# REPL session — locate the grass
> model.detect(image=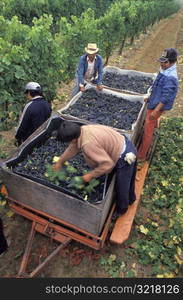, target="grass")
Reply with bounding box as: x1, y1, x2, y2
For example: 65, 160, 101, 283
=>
0, 136, 9, 159
101, 117, 183, 278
